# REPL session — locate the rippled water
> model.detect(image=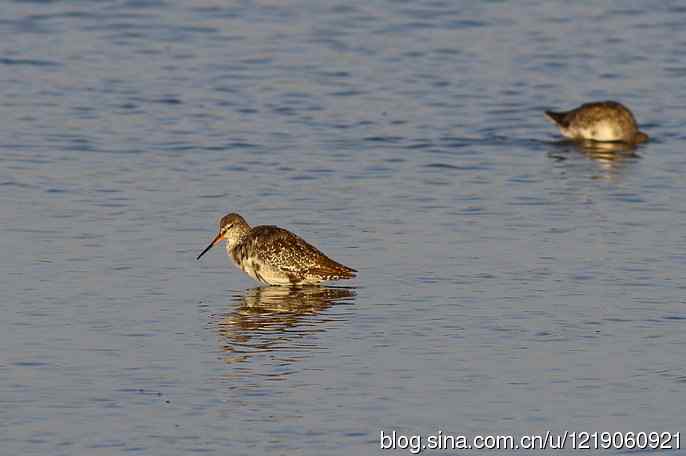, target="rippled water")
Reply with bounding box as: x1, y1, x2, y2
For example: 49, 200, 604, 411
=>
2, 1, 686, 455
